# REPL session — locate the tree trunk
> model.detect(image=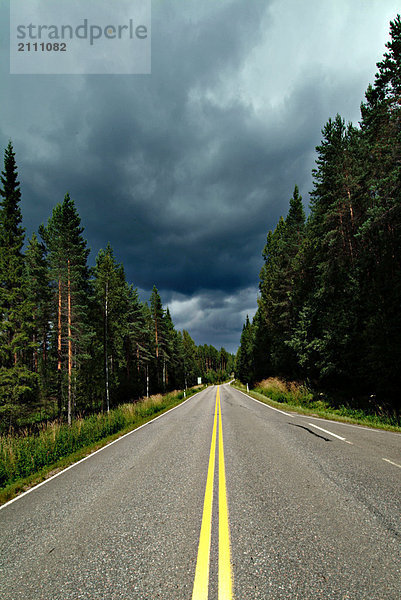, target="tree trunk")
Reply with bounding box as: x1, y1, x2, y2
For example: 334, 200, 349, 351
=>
163, 356, 166, 388
126, 343, 130, 380
57, 276, 62, 418
155, 318, 159, 358
67, 260, 72, 426
104, 280, 110, 413
42, 323, 47, 366
30, 307, 38, 372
